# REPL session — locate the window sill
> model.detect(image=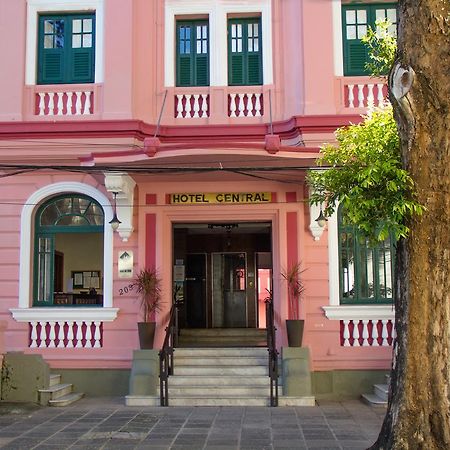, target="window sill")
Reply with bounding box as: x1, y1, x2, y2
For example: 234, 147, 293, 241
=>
322, 305, 394, 321
10, 307, 119, 323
